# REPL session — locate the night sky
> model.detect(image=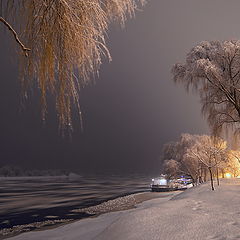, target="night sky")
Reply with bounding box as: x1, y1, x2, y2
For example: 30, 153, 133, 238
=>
1, 0, 240, 174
